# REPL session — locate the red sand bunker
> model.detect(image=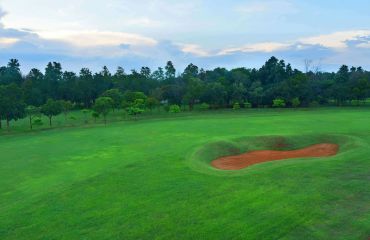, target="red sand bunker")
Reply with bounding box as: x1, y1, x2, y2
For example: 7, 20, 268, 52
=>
211, 143, 339, 170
